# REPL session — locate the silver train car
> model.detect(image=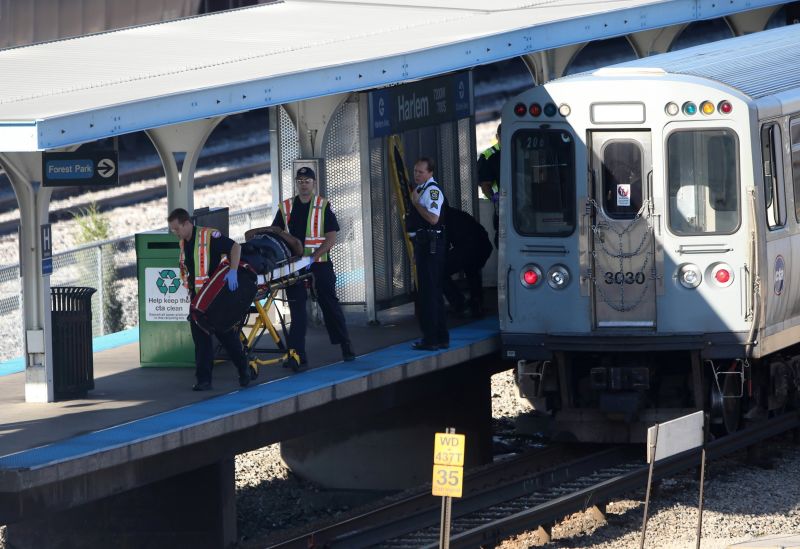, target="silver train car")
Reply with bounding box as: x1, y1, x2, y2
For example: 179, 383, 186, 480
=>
499, 24, 800, 442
